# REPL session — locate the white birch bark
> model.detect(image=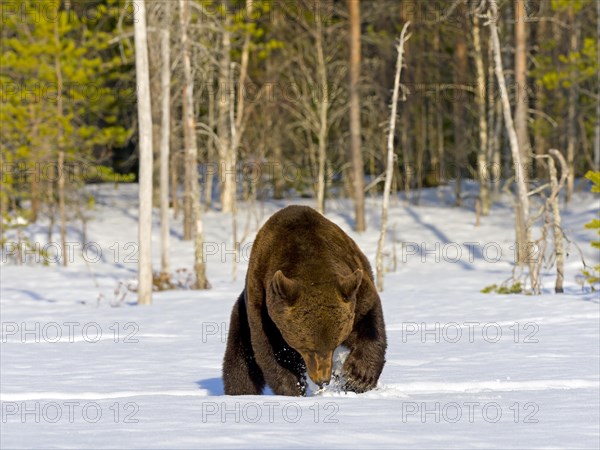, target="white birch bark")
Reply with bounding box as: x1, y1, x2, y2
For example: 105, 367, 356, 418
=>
488, 0, 537, 292
218, 14, 234, 213
376, 23, 410, 292
548, 149, 568, 293
315, 17, 328, 215
159, 3, 171, 276
133, 0, 153, 305
179, 0, 209, 289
